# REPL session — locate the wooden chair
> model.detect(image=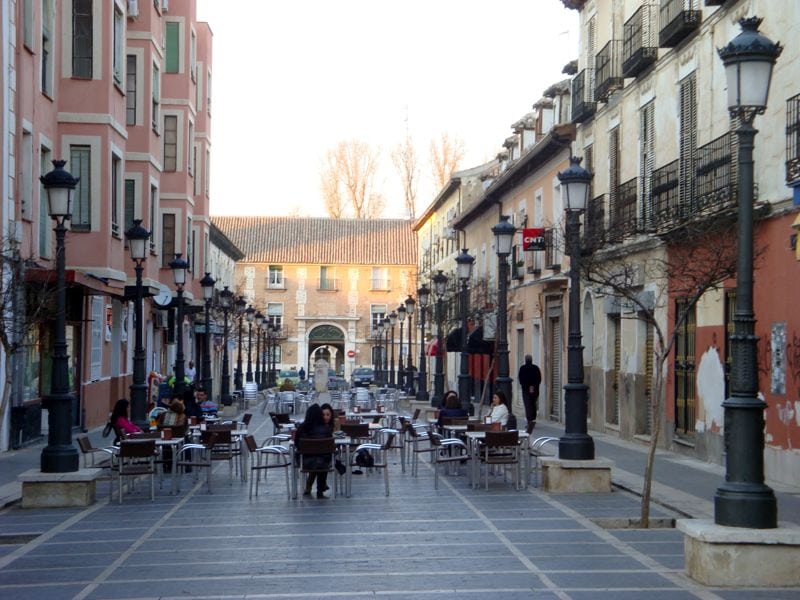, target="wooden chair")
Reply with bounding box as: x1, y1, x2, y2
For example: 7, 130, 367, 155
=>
429, 433, 471, 489
244, 435, 291, 500
76, 436, 114, 468
296, 437, 337, 500
480, 430, 521, 490
114, 439, 158, 503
